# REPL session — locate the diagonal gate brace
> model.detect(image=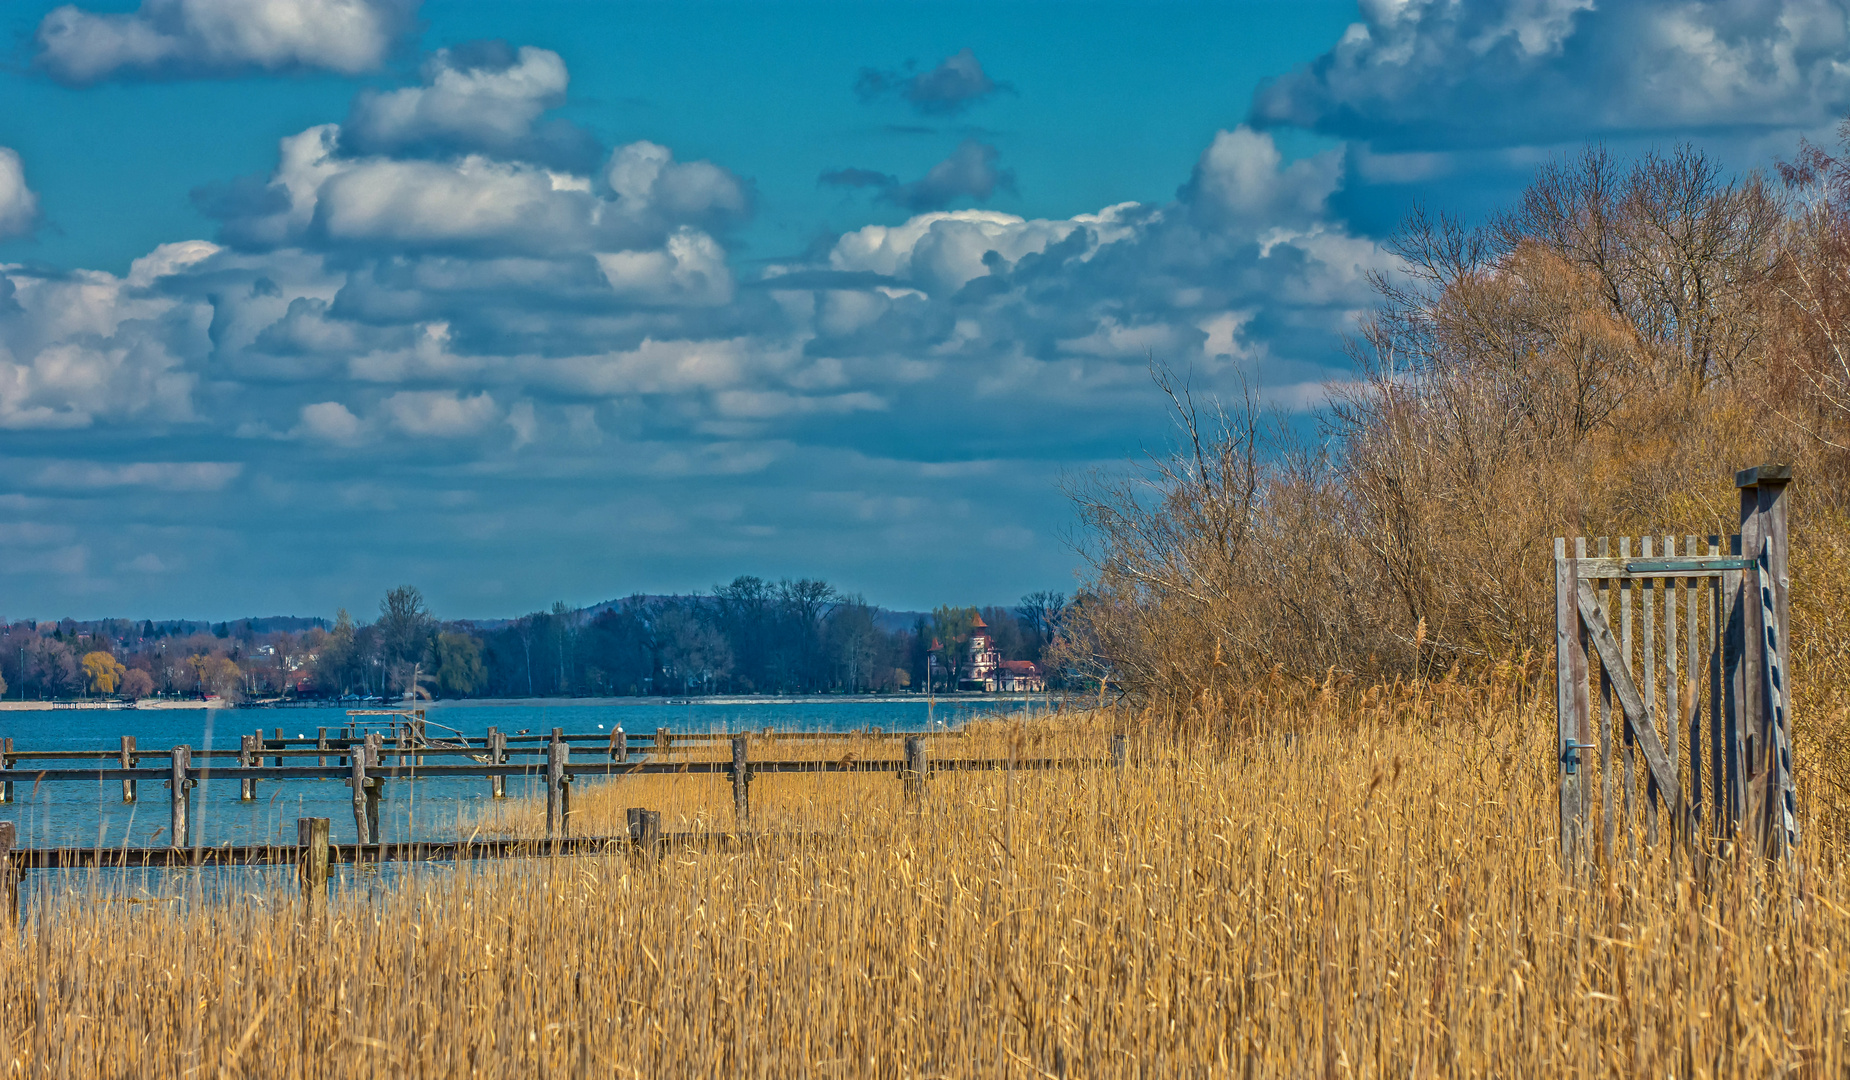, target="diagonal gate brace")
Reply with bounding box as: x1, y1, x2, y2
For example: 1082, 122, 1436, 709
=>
1575, 580, 1682, 812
